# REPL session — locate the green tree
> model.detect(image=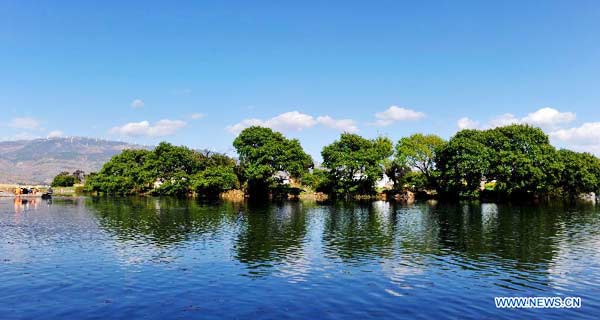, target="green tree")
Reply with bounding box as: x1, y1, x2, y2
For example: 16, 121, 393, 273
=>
436, 125, 564, 198
145, 142, 205, 180
396, 134, 445, 187
484, 125, 562, 196
321, 134, 393, 196
435, 130, 491, 197
85, 142, 240, 196
191, 166, 239, 198
557, 149, 600, 197
51, 171, 77, 187
85, 149, 152, 194
85, 175, 137, 195
382, 158, 410, 190
301, 168, 332, 192
233, 126, 313, 197
403, 171, 428, 191
152, 171, 193, 196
